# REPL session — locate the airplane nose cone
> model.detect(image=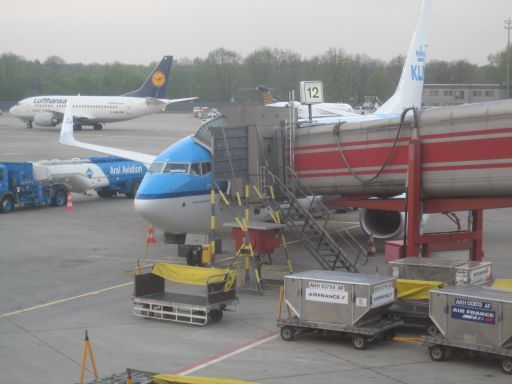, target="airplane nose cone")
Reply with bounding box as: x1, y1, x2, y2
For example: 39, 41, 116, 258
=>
9, 106, 16, 114
134, 197, 177, 232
